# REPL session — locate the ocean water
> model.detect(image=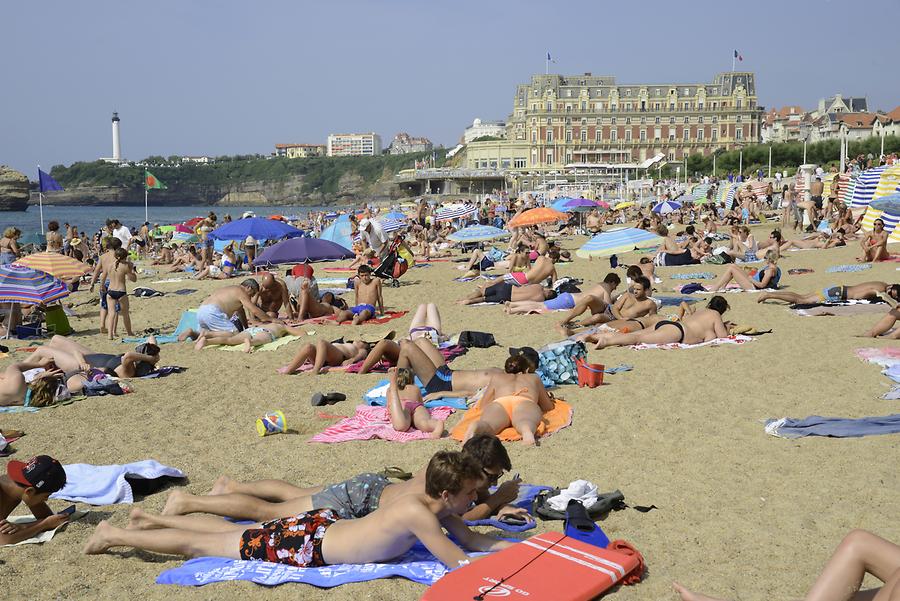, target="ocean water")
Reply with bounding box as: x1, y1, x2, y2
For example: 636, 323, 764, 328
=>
0, 203, 330, 240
